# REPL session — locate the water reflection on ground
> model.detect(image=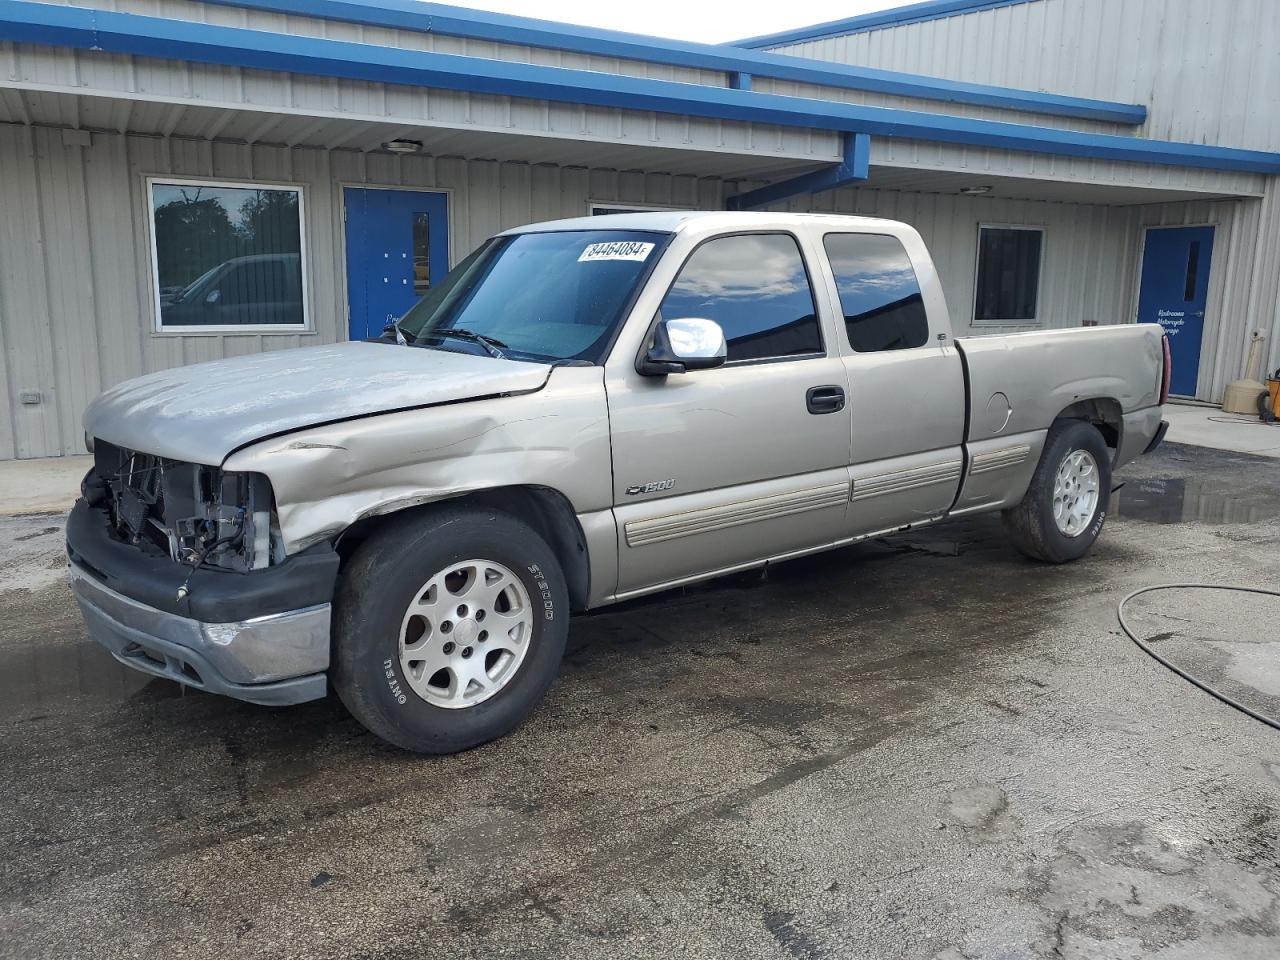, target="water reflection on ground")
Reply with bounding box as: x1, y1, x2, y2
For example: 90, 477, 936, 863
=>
1112, 476, 1280, 525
